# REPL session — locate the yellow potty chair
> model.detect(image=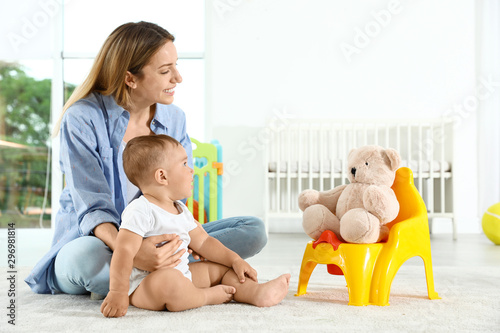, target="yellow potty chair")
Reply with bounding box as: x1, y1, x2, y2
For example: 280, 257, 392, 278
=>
295, 167, 440, 306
